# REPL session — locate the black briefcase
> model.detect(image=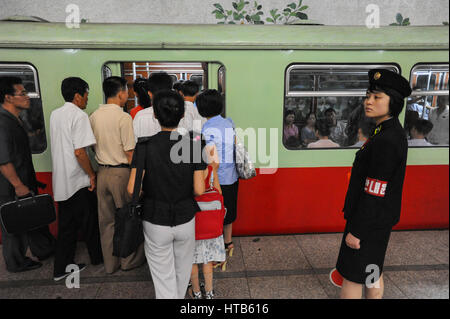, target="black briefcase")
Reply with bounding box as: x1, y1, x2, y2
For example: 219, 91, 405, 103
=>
0, 193, 56, 234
